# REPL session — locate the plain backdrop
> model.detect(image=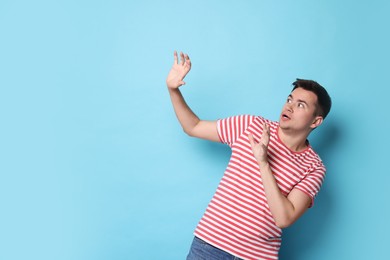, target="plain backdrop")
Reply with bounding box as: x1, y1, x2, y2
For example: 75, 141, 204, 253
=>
1, 0, 389, 259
